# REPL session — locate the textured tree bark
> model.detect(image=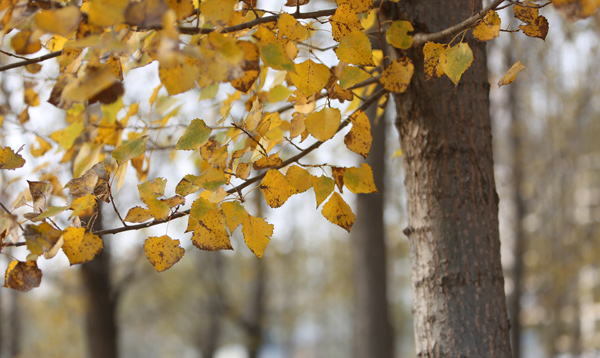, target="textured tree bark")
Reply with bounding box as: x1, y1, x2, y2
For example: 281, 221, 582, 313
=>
80, 208, 119, 358
389, 1, 512, 356
351, 96, 395, 358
